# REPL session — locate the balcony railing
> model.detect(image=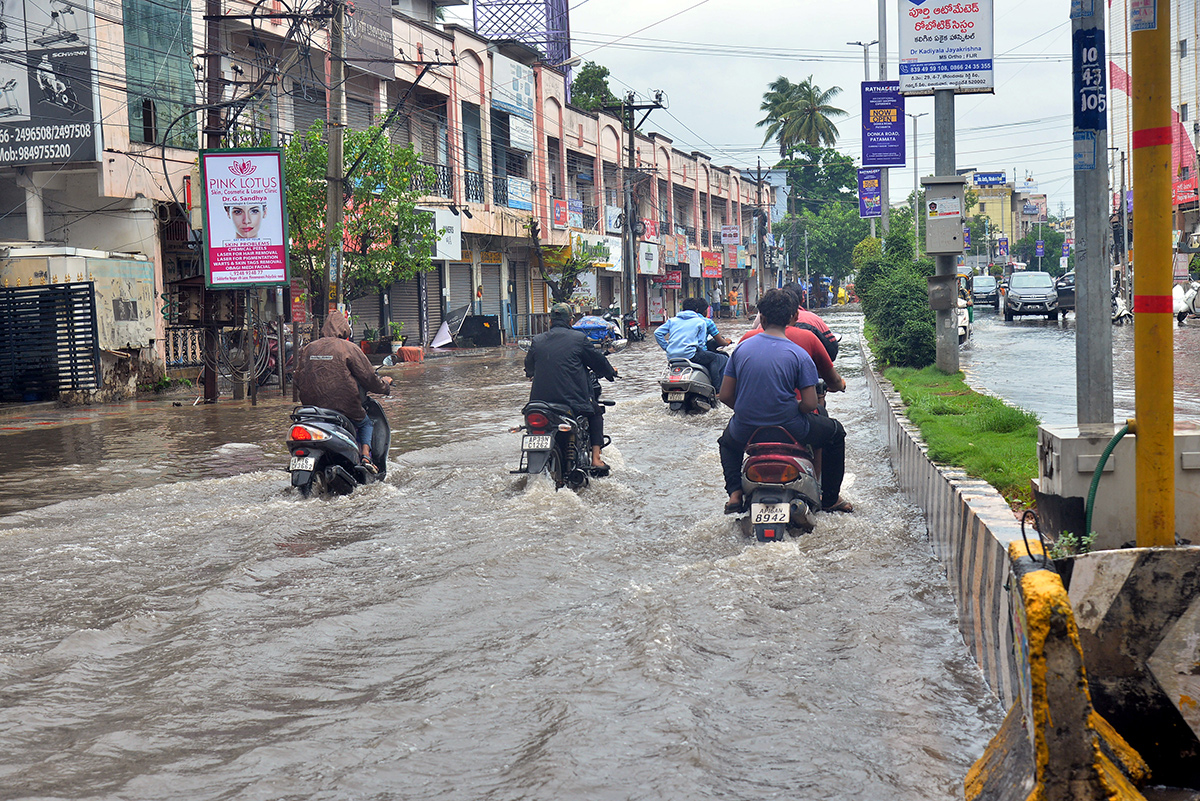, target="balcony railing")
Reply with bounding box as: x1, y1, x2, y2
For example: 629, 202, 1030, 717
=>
684, 226, 696, 243
465, 170, 486, 203
413, 161, 452, 198
492, 174, 509, 207
581, 204, 599, 231
701, 230, 711, 248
